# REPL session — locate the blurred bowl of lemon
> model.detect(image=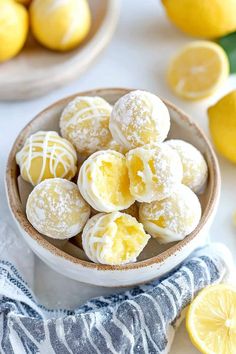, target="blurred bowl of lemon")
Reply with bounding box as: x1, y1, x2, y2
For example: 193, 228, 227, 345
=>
0, 0, 119, 100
